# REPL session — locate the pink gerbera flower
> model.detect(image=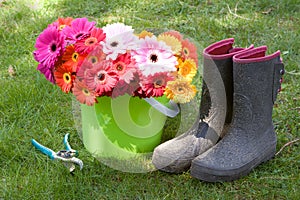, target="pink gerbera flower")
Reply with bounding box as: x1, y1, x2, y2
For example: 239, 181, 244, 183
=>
112, 71, 141, 98
76, 60, 94, 80
72, 79, 98, 106
75, 27, 106, 54
85, 60, 119, 96
34, 24, 65, 69
112, 53, 138, 83
111, 80, 129, 98
62, 18, 96, 44
101, 23, 138, 60
85, 46, 107, 65
131, 36, 177, 76
141, 72, 174, 97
